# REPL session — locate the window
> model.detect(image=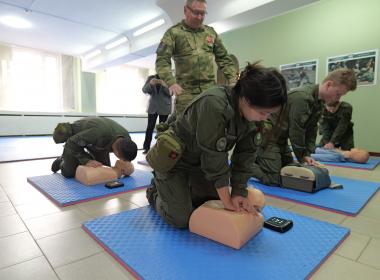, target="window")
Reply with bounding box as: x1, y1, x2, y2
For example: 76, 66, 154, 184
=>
96, 65, 149, 114
0, 46, 63, 112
